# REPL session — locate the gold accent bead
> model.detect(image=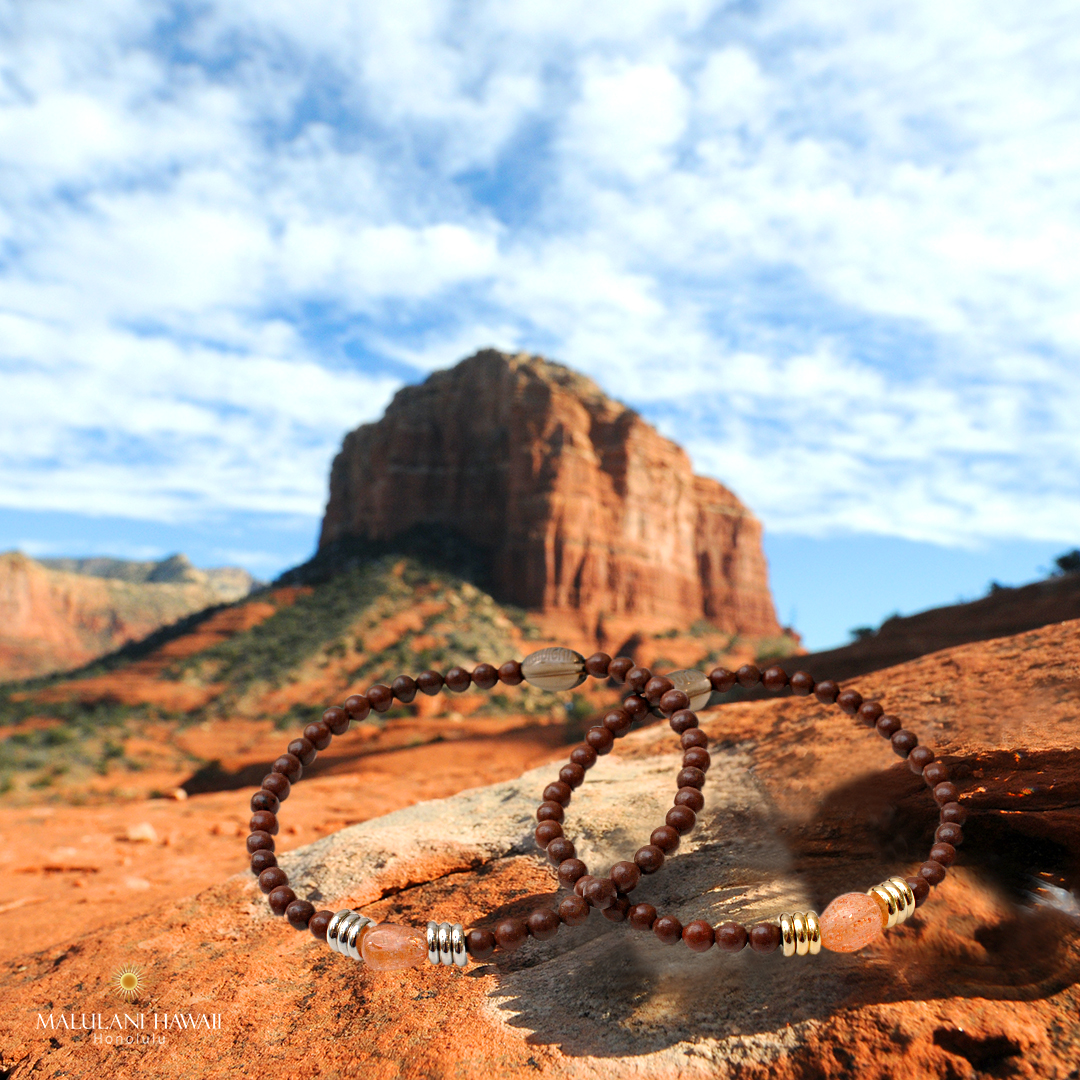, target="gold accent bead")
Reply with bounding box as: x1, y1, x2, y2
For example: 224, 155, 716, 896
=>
868, 883, 901, 928
778, 911, 820, 957
779, 913, 796, 957
887, 876, 916, 923
791, 912, 810, 956
805, 910, 821, 954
